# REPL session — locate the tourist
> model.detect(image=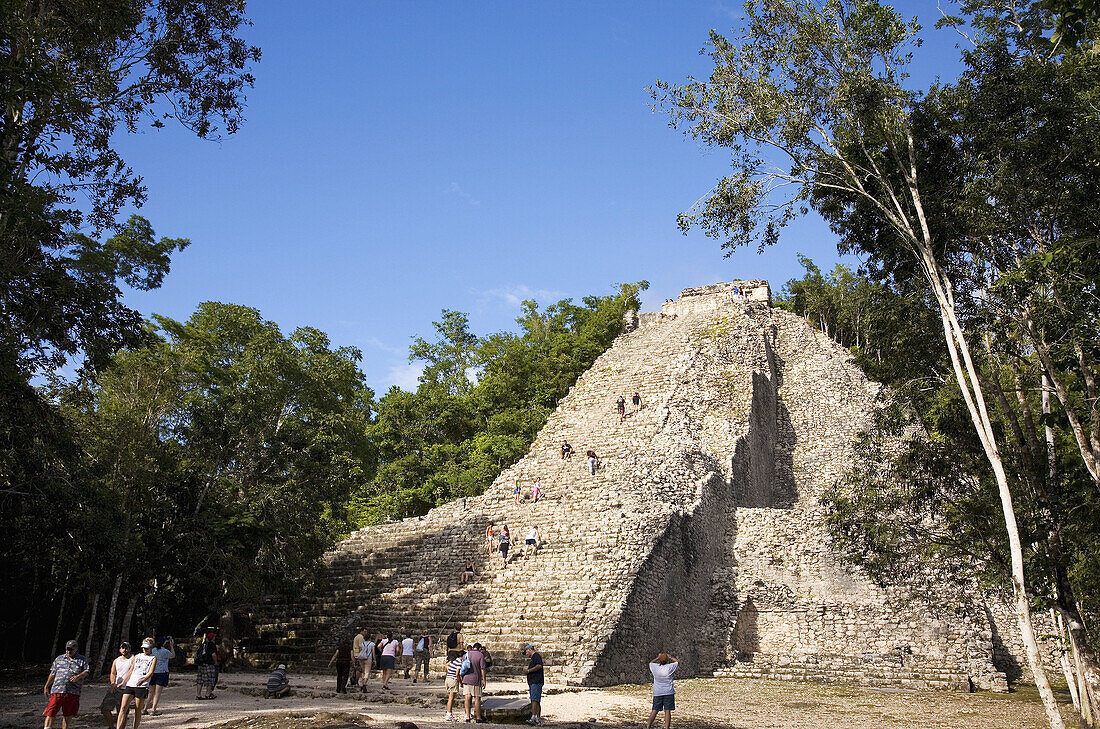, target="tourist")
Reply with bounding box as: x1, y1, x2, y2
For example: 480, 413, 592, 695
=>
617, 395, 626, 421
42, 639, 89, 729
413, 633, 431, 683
524, 525, 541, 558
586, 449, 598, 475
461, 557, 476, 583
264, 664, 290, 698
116, 637, 156, 729
632, 391, 642, 412
379, 632, 398, 689
499, 525, 511, 567
193, 632, 218, 699
401, 634, 415, 679
446, 630, 462, 662
479, 643, 494, 672
560, 441, 573, 459
461, 643, 488, 723
484, 524, 495, 555
101, 642, 131, 726
523, 644, 544, 725
327, 638, 353, 693
443, 647, 466, 721
350, 628, 366, 687
532, 478, 541, 503
646, 653, 678, 729
146, 636, 174, 715
356, 631, 376, 691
